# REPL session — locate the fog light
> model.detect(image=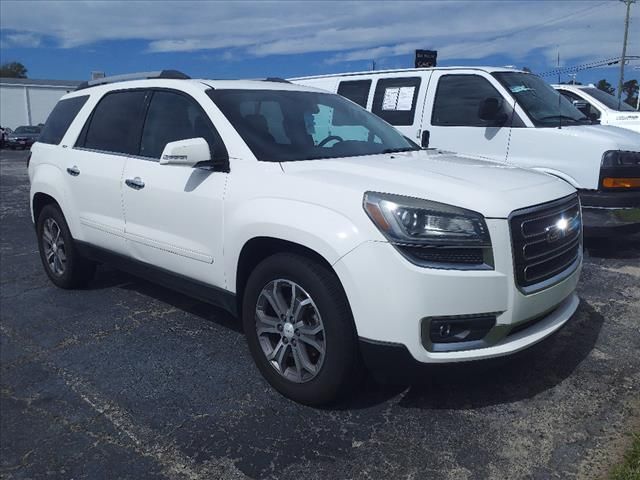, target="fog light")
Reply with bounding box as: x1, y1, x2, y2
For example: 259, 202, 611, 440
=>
425, 314, 497, 345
